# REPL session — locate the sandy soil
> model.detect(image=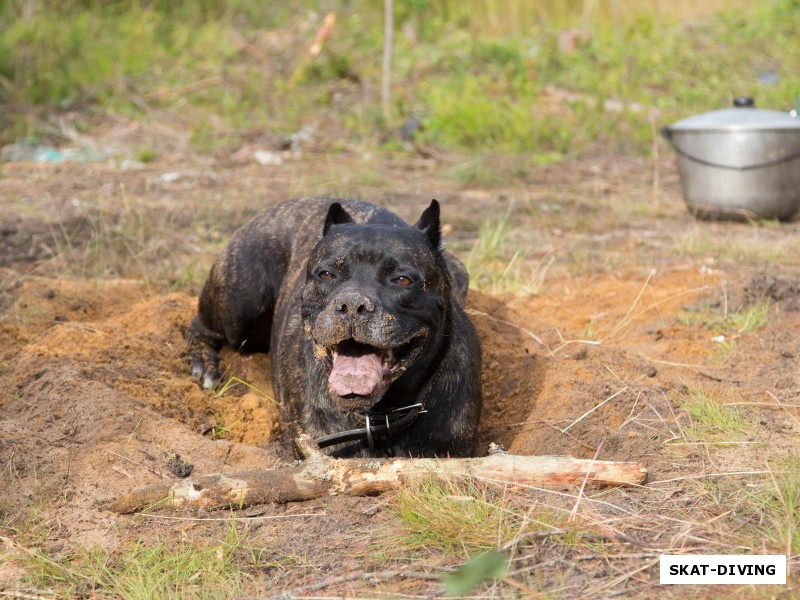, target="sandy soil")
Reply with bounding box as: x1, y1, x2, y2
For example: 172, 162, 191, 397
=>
1, 139, 799, 595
